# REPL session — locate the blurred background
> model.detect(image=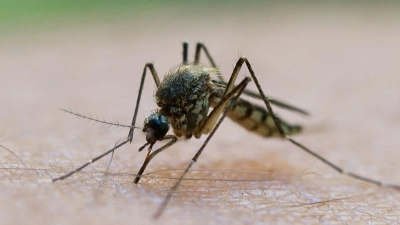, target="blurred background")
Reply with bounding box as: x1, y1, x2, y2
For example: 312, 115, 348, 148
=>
1, 1, 400, 224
